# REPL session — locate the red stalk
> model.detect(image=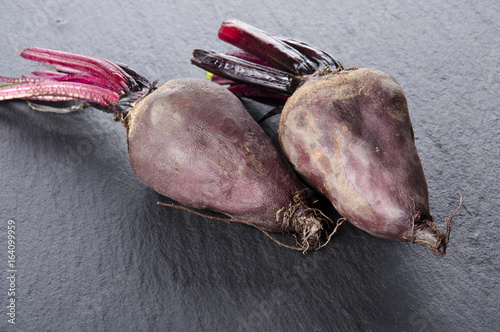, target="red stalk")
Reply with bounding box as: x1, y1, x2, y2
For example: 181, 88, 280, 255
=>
0, 81, 120, 106
20, 48, 131, 94
218, 19, 317, 75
